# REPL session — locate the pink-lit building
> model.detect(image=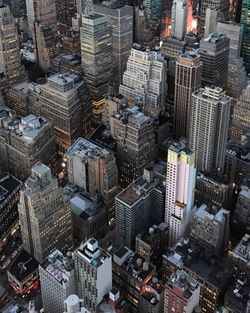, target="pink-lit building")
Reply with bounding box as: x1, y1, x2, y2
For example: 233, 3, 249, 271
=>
165, 142, 196, 246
